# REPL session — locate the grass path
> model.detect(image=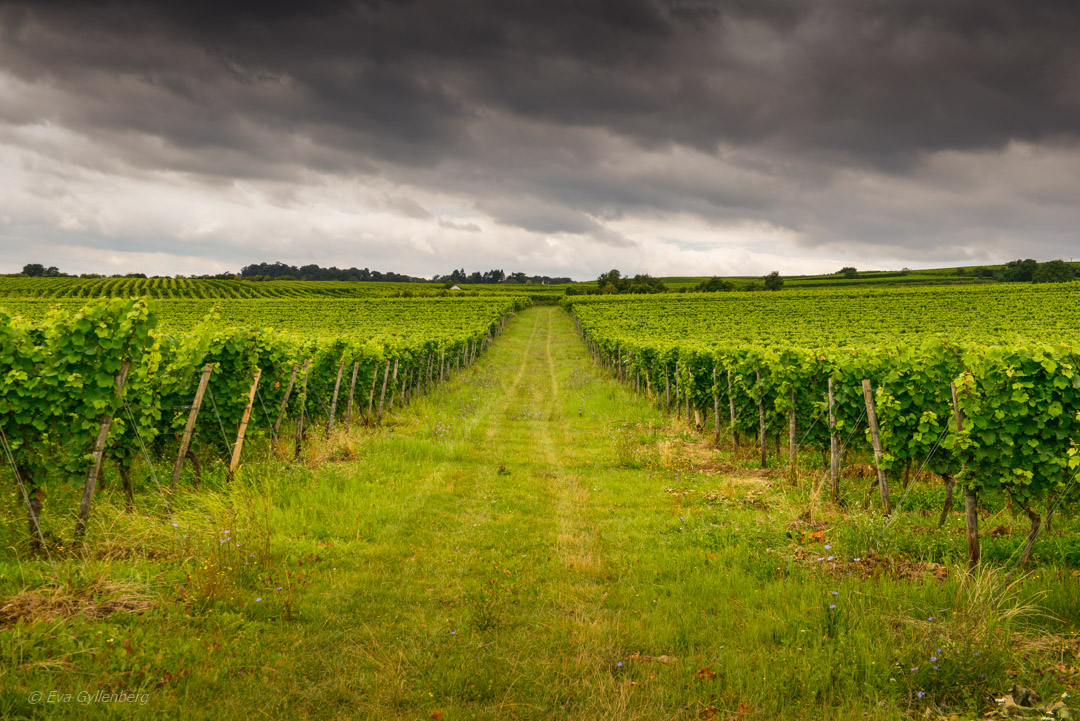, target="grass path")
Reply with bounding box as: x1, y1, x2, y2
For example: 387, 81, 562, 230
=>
4, 306, 1077, 720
